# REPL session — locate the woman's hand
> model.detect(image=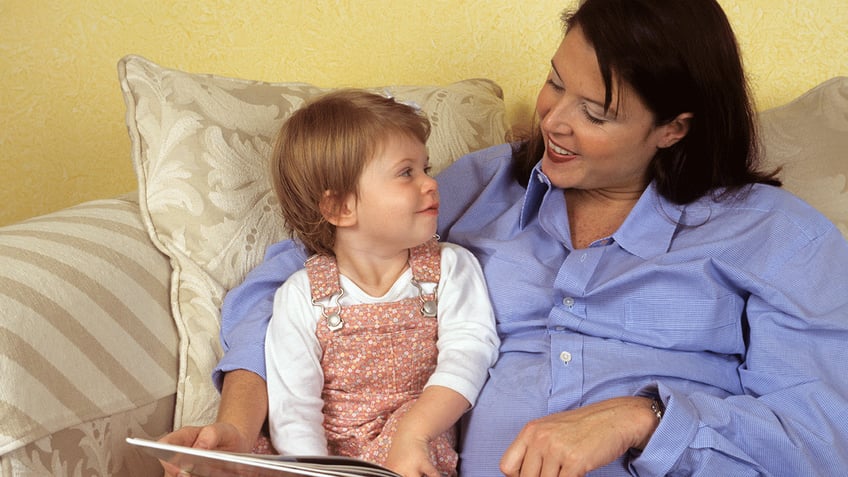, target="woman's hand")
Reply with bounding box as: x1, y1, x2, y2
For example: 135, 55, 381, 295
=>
158, 369, 268, 476
499, 396, 659, 477
158, 422, 253, 476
